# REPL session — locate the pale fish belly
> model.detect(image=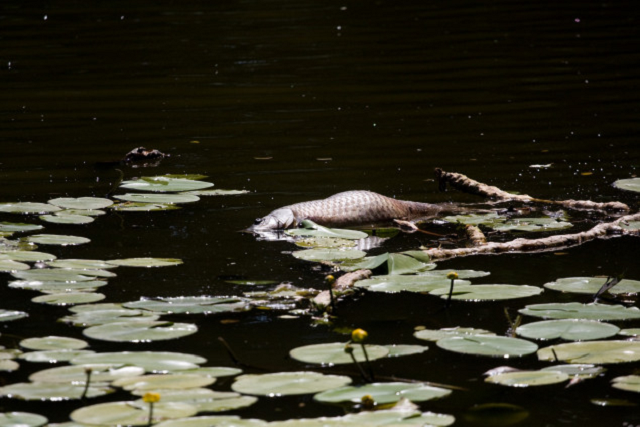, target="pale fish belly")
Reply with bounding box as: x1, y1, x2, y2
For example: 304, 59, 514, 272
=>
284, 190, 442, 227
